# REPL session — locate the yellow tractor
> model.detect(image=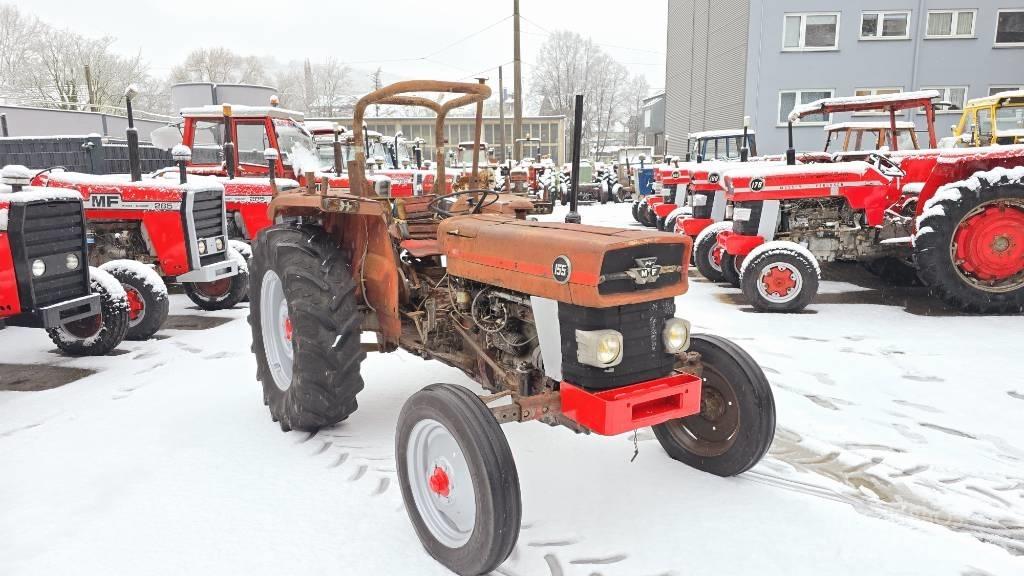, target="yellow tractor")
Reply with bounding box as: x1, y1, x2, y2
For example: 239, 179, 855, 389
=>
950, 89, 1024, 147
